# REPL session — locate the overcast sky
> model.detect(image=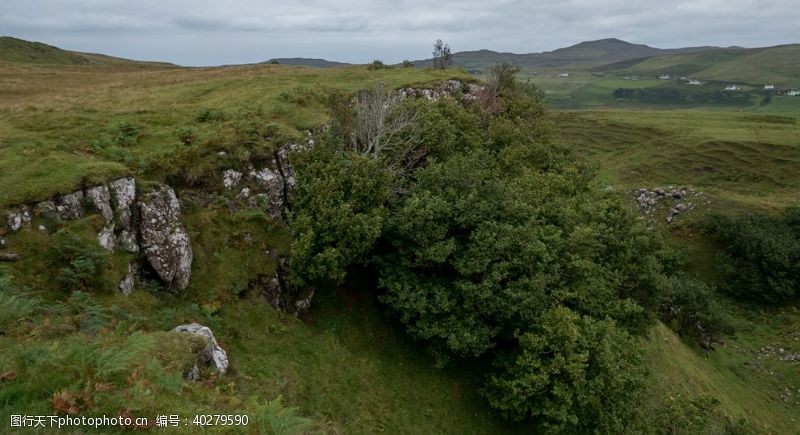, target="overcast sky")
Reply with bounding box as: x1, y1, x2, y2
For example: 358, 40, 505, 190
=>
1, 0, 796, 66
